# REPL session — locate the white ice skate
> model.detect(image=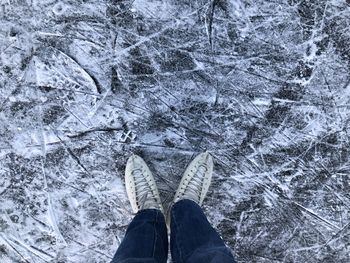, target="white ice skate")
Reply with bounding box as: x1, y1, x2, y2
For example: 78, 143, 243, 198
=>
125, 154, 164, 213
173, 152, 214, 206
